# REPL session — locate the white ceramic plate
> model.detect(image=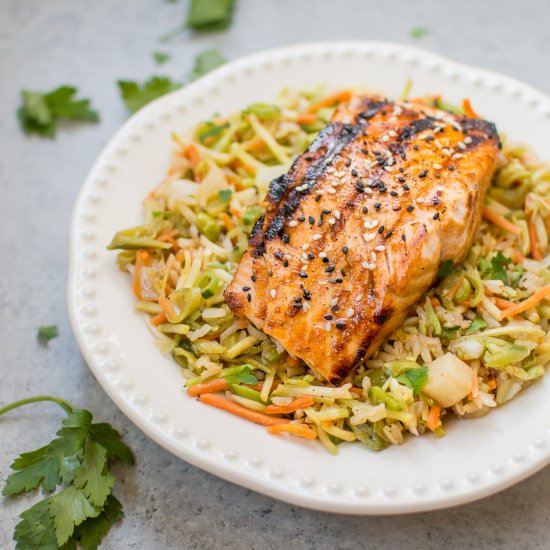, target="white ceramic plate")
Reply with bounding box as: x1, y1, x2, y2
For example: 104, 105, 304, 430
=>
68, 41, 550, 514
